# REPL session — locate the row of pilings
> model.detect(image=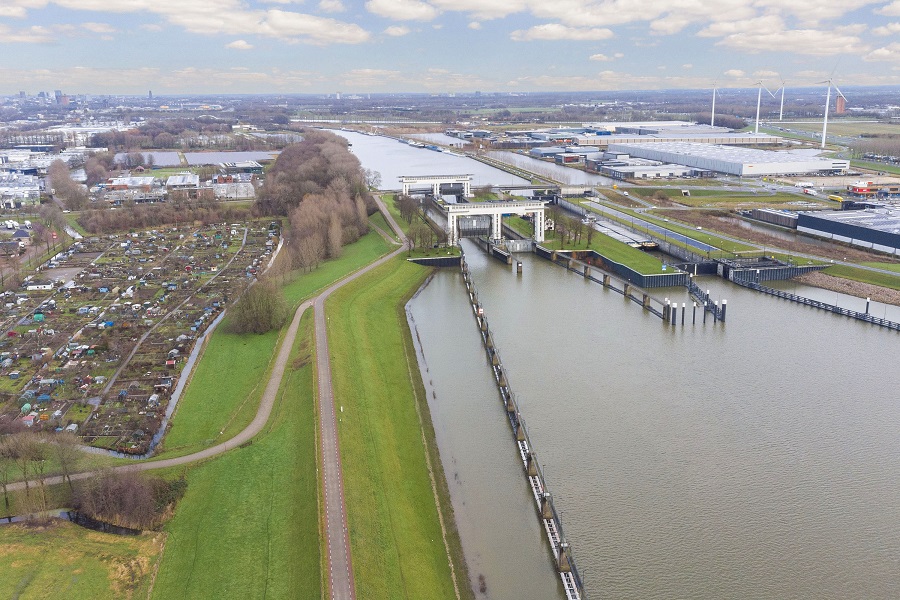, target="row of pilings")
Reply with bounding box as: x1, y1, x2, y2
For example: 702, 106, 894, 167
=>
460, 254, 586, 600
